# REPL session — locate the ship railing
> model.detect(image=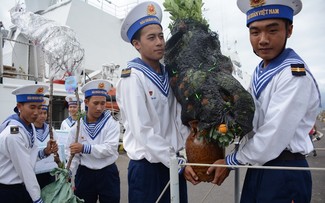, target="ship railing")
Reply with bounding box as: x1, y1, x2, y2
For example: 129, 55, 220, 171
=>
166, 147, 325, 203
84, 0, 138, 19
0, 32, 46, 83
